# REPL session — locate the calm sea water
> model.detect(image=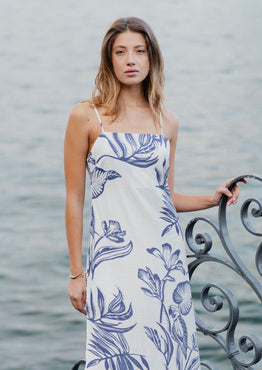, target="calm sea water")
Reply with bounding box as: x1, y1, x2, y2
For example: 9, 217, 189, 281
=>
0, 0, 261, 369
